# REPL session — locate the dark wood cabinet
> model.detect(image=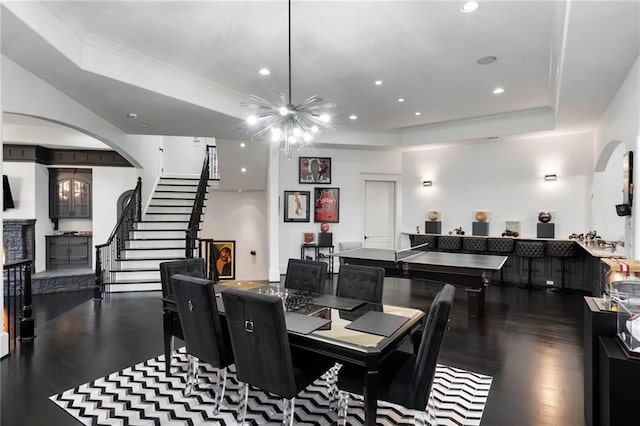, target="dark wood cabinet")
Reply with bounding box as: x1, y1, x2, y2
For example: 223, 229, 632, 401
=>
46, 235, 92, 270
49, 168, 92, 219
